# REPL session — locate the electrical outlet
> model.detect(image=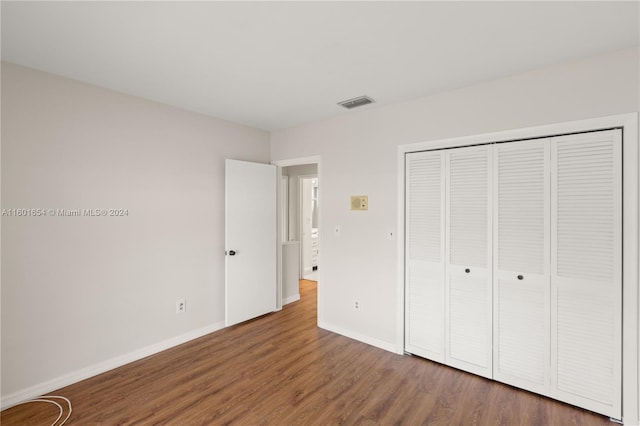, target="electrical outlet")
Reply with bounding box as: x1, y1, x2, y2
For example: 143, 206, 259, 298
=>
354, 300, 360, 310
176, 299, 186, 314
